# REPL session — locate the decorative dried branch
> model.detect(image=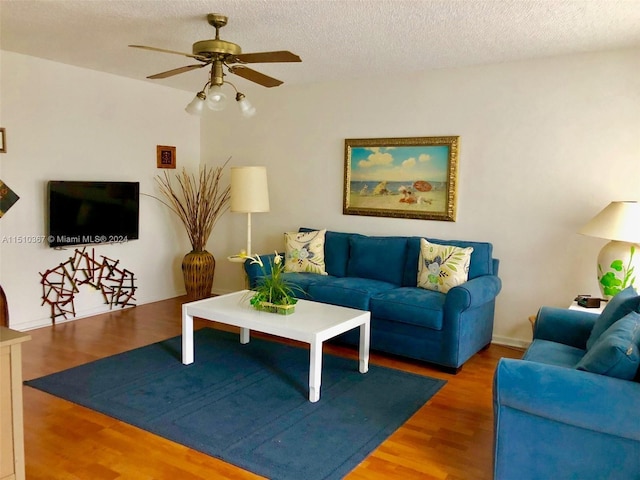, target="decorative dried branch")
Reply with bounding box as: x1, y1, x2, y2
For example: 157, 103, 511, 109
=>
154, 158, 231, 252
